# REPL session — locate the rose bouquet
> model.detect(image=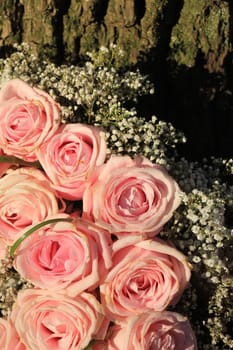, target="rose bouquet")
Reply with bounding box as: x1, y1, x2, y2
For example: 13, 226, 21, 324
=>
0, 78, 198, 349
0, 44, 232, 350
